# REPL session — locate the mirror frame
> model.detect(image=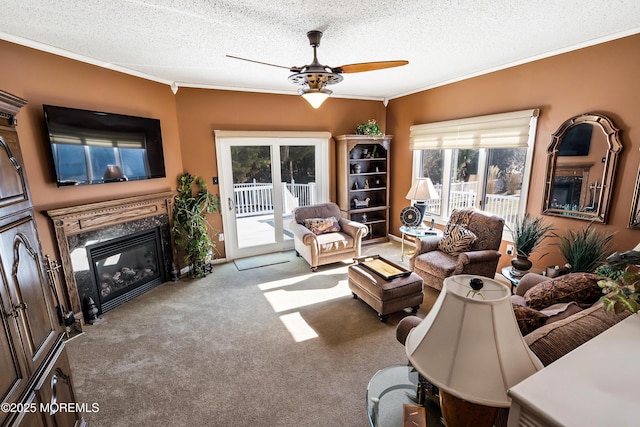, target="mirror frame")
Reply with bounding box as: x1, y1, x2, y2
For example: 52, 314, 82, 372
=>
629, 165, 640, 228
542, 113, 622, 223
